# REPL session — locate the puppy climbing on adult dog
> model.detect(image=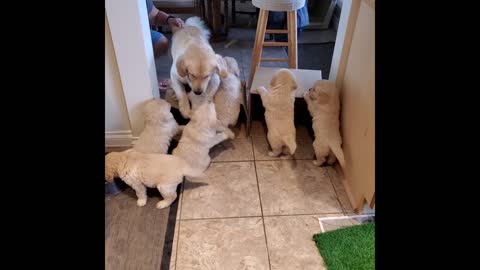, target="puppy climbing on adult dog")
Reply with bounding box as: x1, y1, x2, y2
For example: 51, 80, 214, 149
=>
170, 16, 228, 119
